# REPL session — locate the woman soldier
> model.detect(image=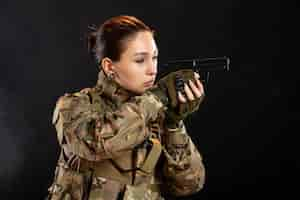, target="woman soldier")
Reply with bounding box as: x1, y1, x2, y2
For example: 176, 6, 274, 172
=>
47, 15, 205, 200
